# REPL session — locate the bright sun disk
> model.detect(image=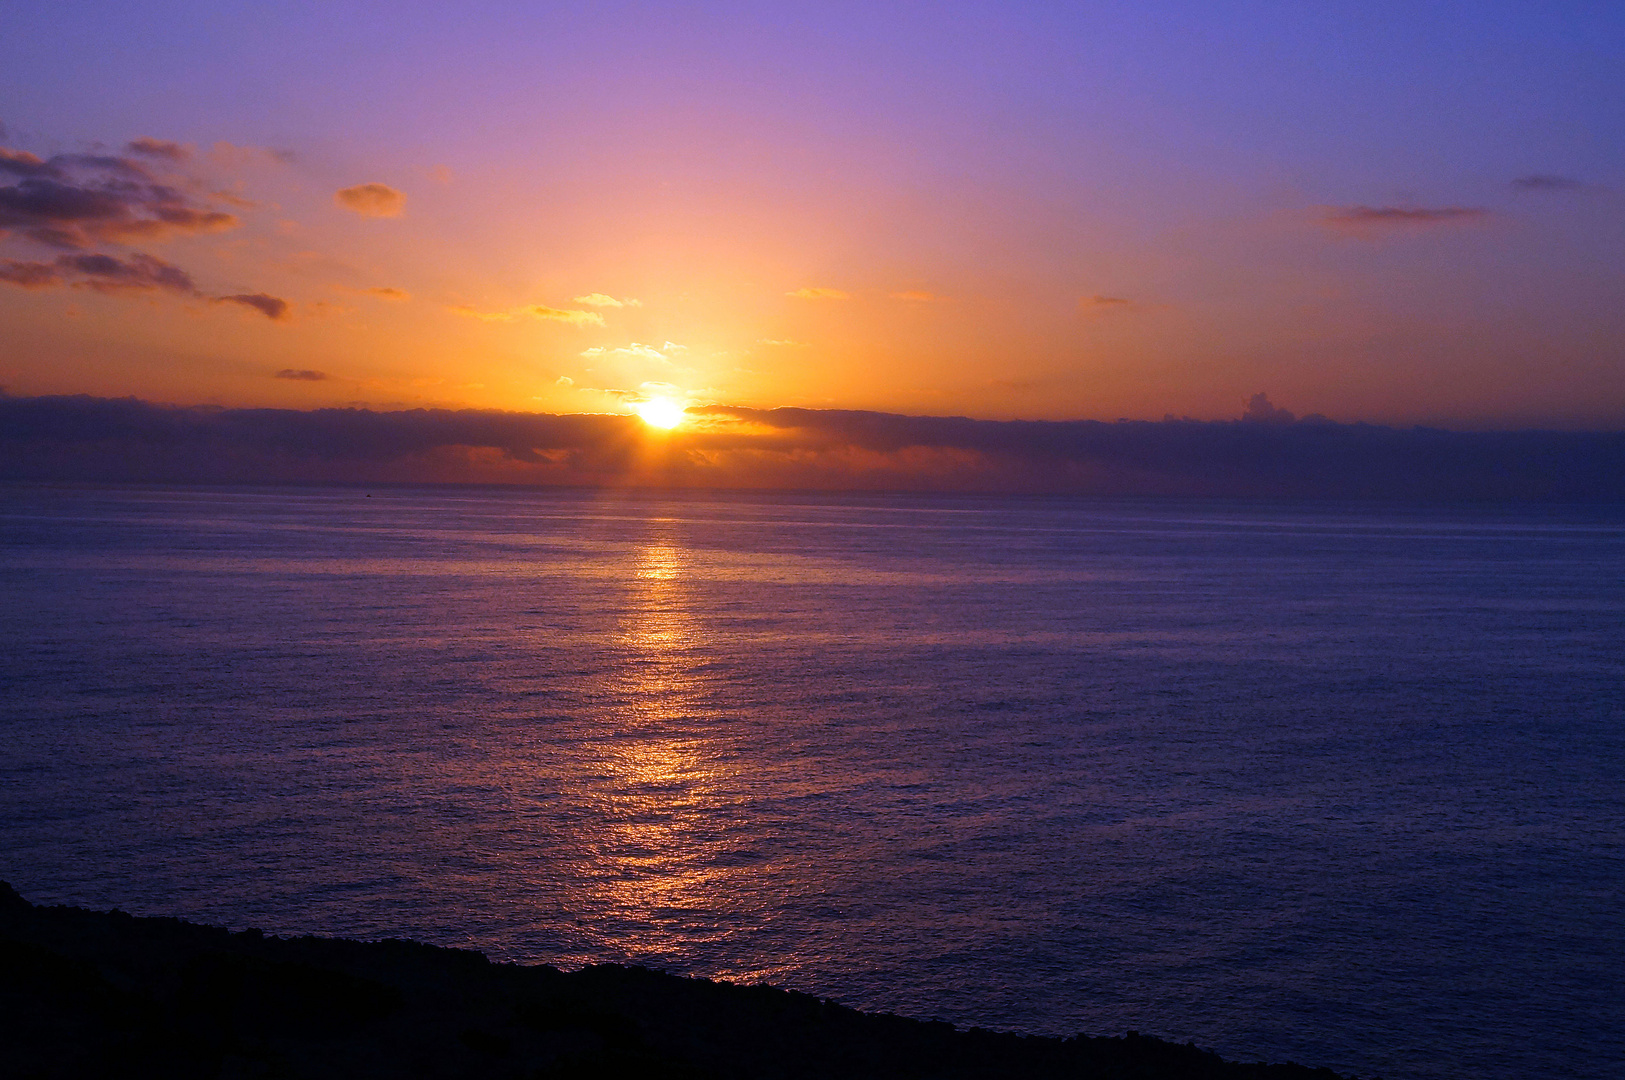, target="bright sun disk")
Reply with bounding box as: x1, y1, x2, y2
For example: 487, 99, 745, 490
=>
633, 398, 686, 429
